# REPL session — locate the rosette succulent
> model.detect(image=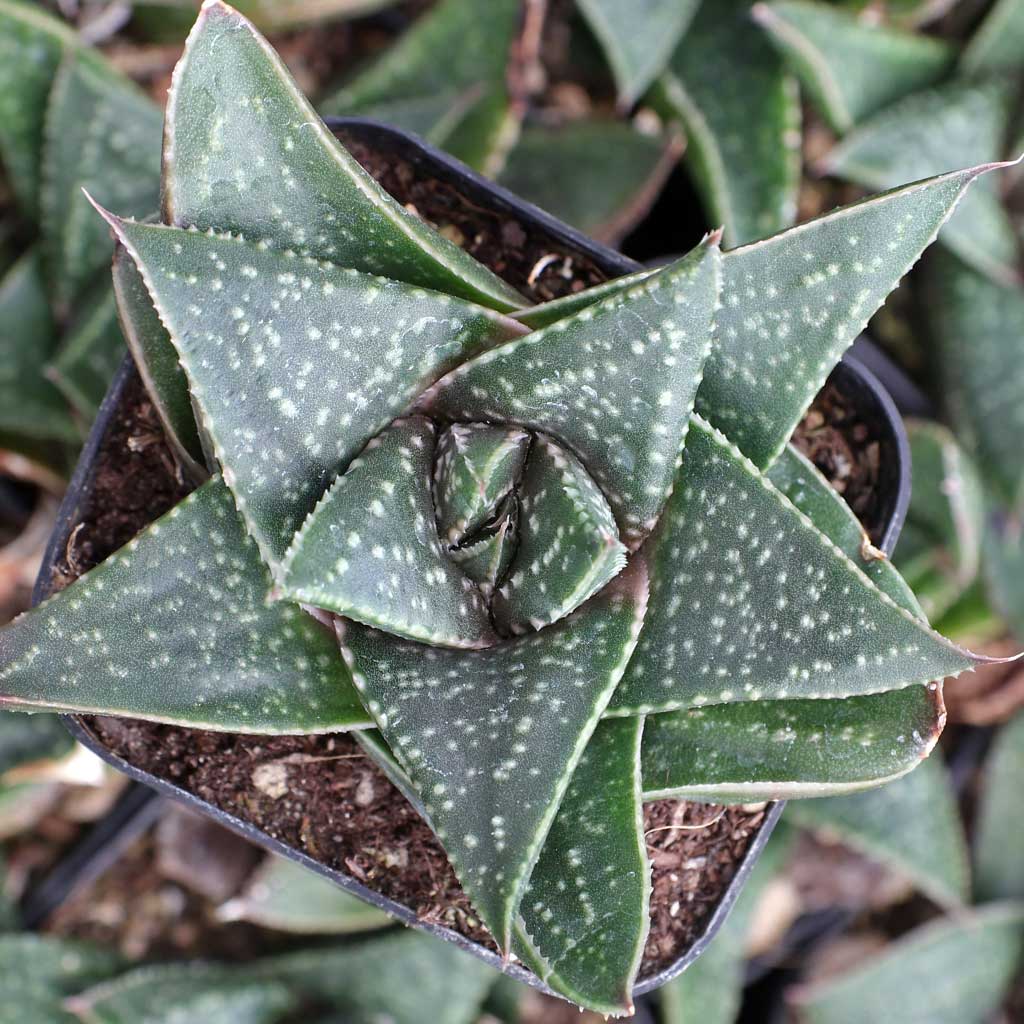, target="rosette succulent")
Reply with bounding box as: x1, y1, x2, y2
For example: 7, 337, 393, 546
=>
0, 1, 1012, 1014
